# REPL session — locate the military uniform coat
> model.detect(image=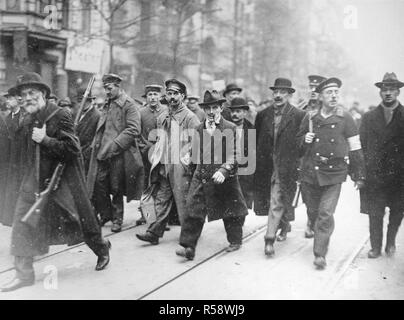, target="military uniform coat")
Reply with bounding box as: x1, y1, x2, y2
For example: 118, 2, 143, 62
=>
359, 104, 404, 214
87, 91, 144, 201
11, 102, 102, 257
254, 103, 305, 218
186, 118, 248, 222
76, 105, 101, 174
